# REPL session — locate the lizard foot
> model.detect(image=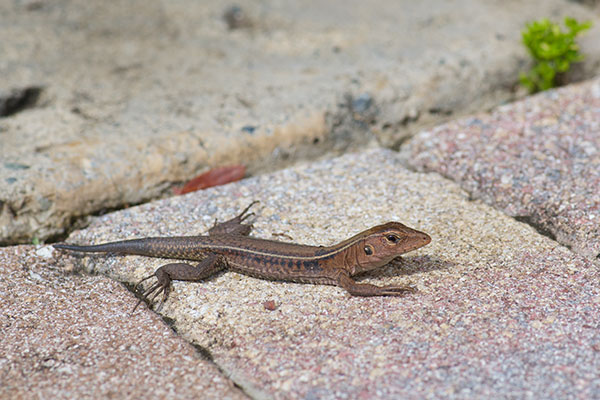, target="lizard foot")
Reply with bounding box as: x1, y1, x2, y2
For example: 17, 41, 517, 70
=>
132, 256, 223, 312
372, 284, 417, 296
337, 273, 417, 297
132, 266, 173, 311
208, 200, 259, 236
